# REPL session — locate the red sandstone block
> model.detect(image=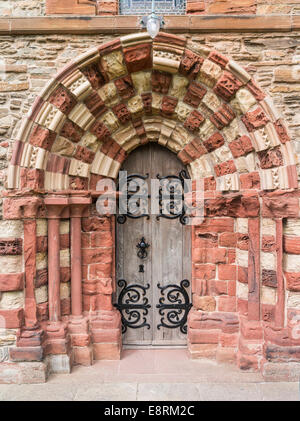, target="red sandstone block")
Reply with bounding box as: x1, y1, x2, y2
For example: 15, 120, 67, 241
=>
274, 119, 290, 144
214, 160, 236, 177
20, 168, 44, 190
207, 280, 227, 296
262, 304, 275, 324
208, 51, 229, 69
81, 233, 90, 248
29, 125, 56, 150
227, 249, 236, 264
285, 272, 300, 292
264, 344, 300, 363
9, 346, 43, 362
188, 328, 220, 344
229, 135, 253, 158
192, 278, 206, 295
91, 328, 120, 343
60, 233, 70, 250
0, 238, 22, 256
218, 264, 237, 280
193, 248, 227, 264
90, 231, 113, 248
37, 302, 48, 321
240, 172, 261, 190
73, 346, 93, 366
89, 263, 112, 279
61, 298, 71, 316
217, 296, 236, 312
60, 267, 71, 283
0, 273, 24, 292
71, 334, 90, 347
238, 266, 248, 283
69, 176, 88, 191
195, 218, 234, 234
219, 232, 236, 247
240, 317, 263, 340
82, 248, 112, 265
216, 347, 236, 364
237, 351, 259, 371
242, 107, 269, 132
220, 332, 238, 348
36, 236, 47, 253
83, 294, 97, 312
82, 217, 111, 232
96, 293, 113, 311
262, 235, 276, 252
193, 264, 216, 280
93, 342, 121, 360
237, 298, 248, 316
194, 233, 218, 248
43, 338, 71, 356
227, 280, 236, 296
186, 1, 205, 14
247, 79, 265, 101
214, 72, 242, 102
203, 132, 224, 152
236, 233, 249, 251
188, 342, 218, 359
283, 235, 300, 255
0, 308, 24, 328
83, 280, 97, 295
